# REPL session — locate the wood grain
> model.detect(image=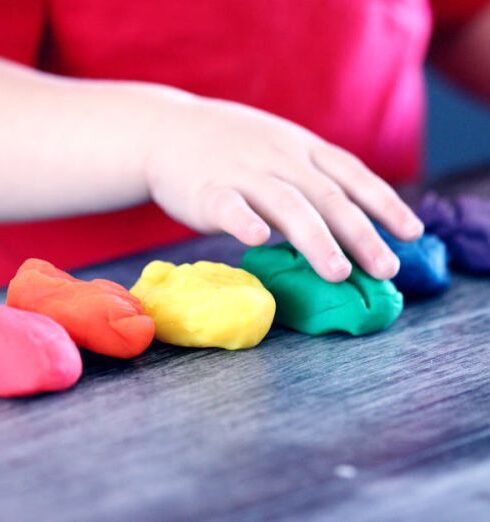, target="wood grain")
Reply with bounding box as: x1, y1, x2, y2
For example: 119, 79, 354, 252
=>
1, 170, 490, 522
